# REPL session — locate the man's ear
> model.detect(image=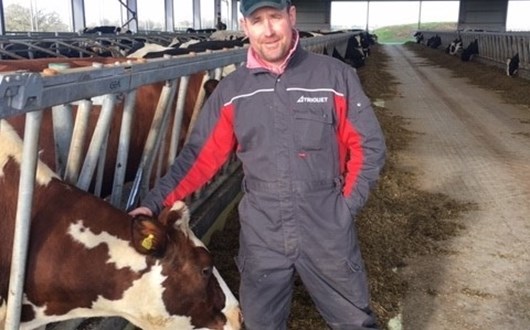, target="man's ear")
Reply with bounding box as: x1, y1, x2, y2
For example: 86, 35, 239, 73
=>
240, 17, 249, 36
289, 5, 297, 27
